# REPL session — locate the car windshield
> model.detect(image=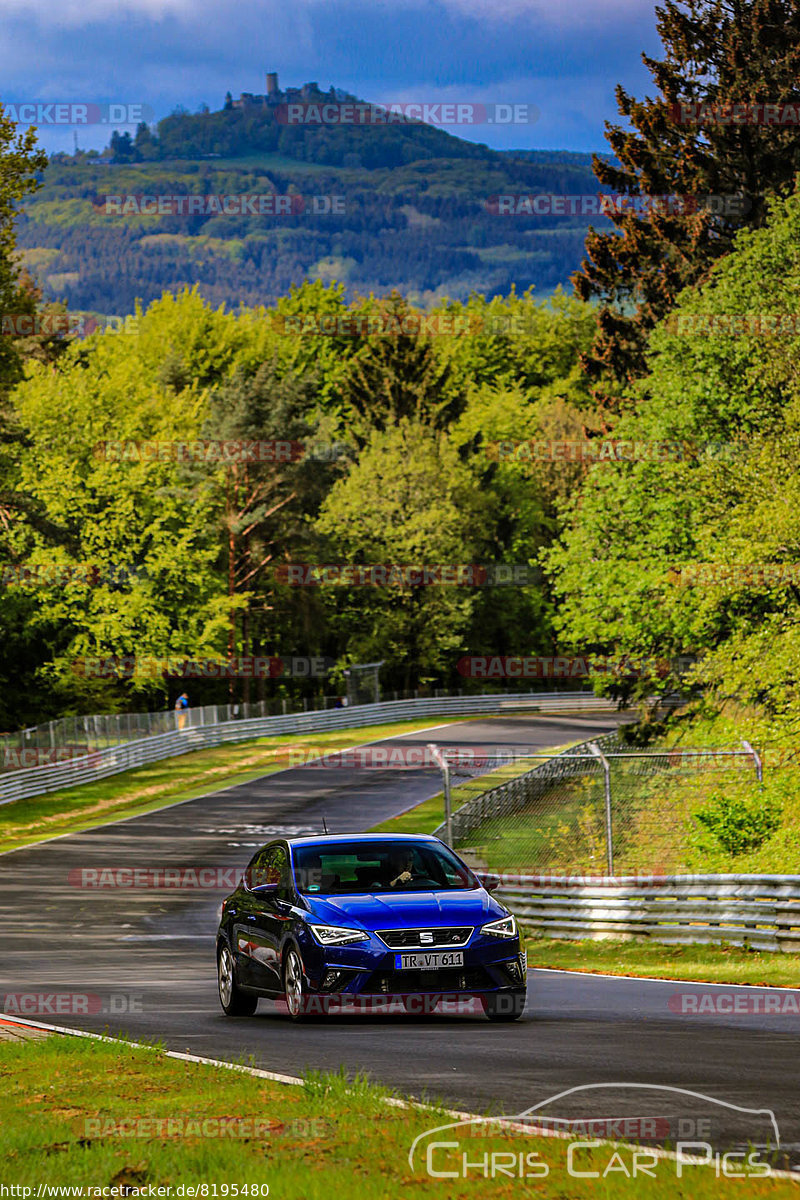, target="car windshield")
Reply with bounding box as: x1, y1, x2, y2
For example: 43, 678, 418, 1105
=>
292, 840, 479, 894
